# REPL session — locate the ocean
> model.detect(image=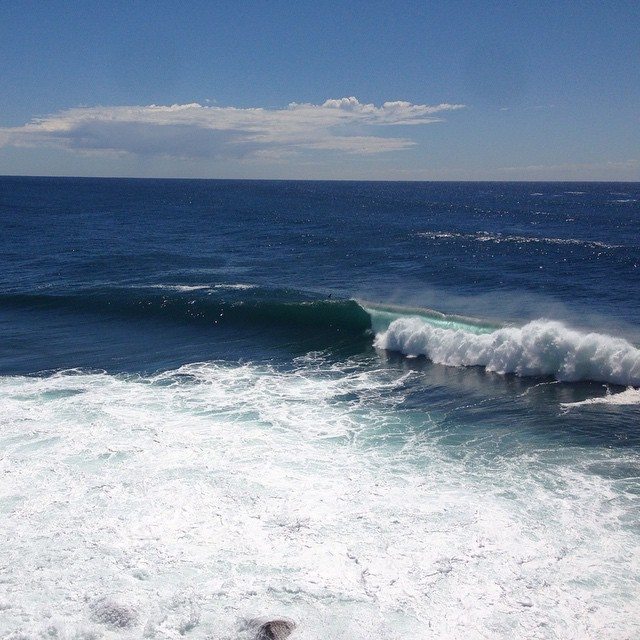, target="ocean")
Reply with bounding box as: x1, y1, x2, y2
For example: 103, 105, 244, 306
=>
0, 177, 639, 639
